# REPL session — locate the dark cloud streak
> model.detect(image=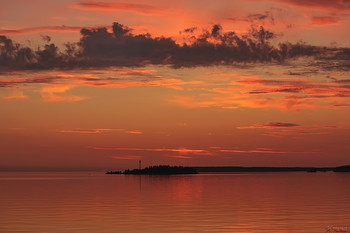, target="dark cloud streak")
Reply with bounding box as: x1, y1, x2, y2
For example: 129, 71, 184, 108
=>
0, 25, 93, 35
237, 122, 300, 129
276, 0, 350, 11
73, 1, 166, 15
